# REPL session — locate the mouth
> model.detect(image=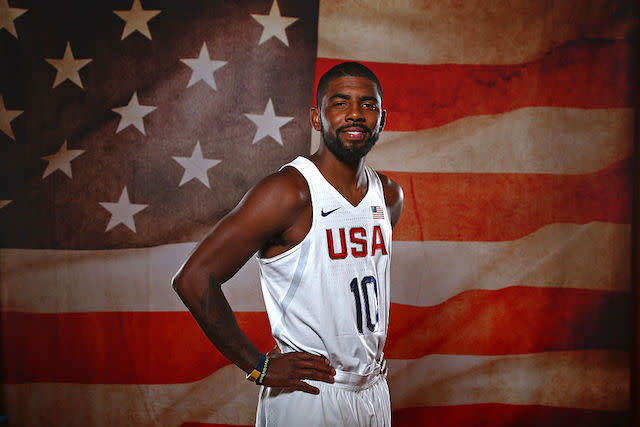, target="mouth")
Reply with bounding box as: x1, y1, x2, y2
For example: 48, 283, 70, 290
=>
339, 126, 370, 141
